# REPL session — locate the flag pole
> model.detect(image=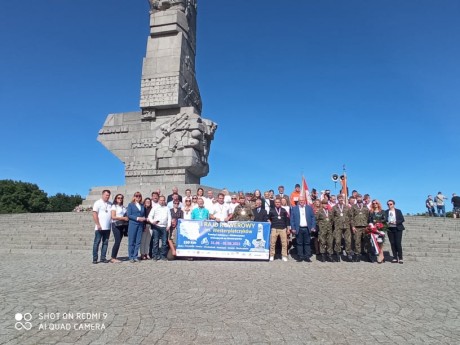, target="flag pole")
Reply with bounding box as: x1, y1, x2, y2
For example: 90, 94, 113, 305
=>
342, 164, 348, 205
